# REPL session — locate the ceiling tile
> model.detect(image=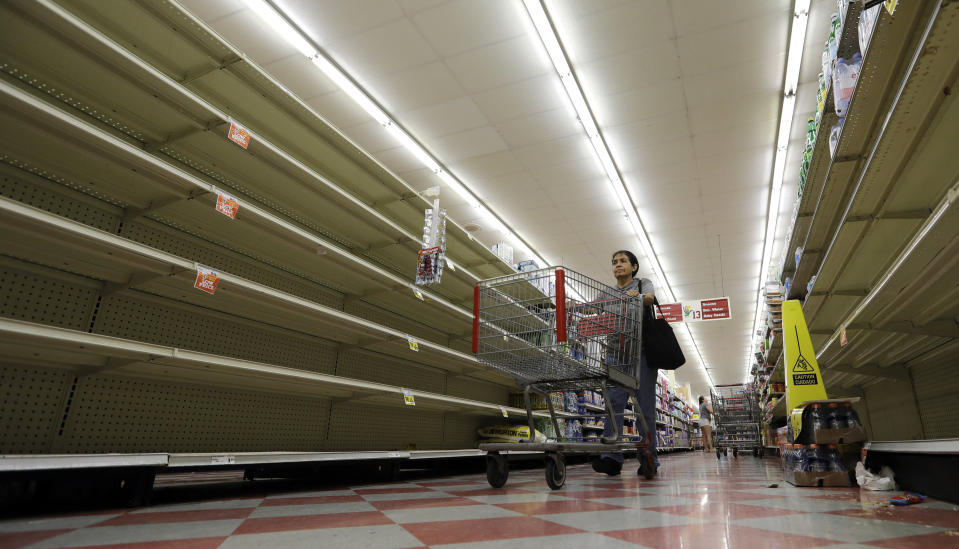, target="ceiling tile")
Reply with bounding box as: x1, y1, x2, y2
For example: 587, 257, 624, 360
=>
412, 0, 527, 57
671, 0, 790, 37
428, 125, 508, 162
208, 9, 299, 65
402, 96, 488, 138
683, 55, 784, 107
397, 0, 447, 16
450, 150, 526, 180
471, 75, 569, 122
495, 108, 582, 148
445, 35, 552, 93
549, 0, 674, 64
329, 19, 438, 80
676, 10, 788, 78
578, 41, 682, 98
369, 62, 466, 113
590, 79, 688, 128
514, 134, 594, 171
278, 0, 405, 44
